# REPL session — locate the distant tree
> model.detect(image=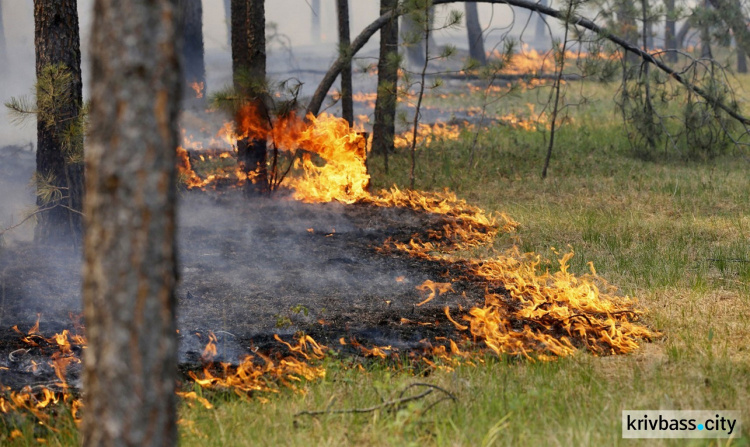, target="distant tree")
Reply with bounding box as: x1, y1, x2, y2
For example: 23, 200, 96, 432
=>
82, 0, 182, 444
0, 0, 7, 74
465, 3, 486, 65
401, 4, 436, 67
312, 0, 321, 43
534, 0, 549, 42
181, 0, 206, 103
664, 0, 677, 62
231, 0, 268, 194
32, 0, 84, 244
224, 0, 231, 46
336, 0, 353, 125
372, 0, 399, 173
